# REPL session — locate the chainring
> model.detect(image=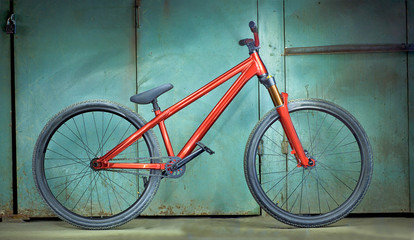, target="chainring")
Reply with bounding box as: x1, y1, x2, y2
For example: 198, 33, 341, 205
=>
164, 157, 186, 178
